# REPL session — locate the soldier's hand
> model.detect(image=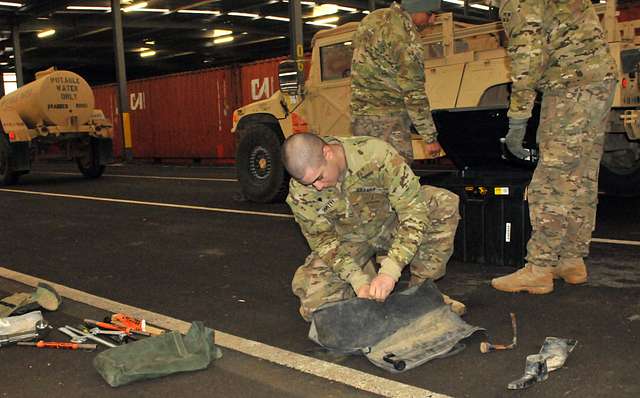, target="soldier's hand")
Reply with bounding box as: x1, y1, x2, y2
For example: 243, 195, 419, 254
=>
369, 274, 396, 302
423, 141, 443, 157
503, 117, 530, 160
357, 284, 371, 299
